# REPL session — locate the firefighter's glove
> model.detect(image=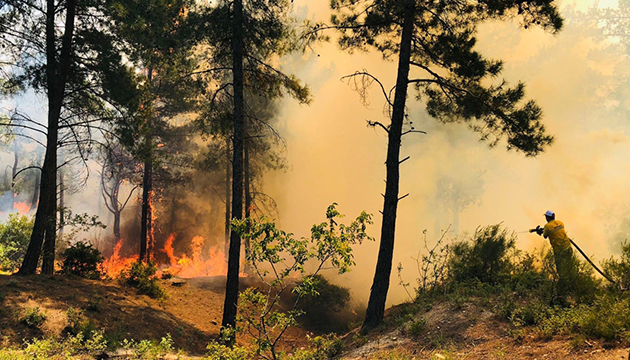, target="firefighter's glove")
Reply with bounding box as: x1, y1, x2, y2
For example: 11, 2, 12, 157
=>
529, 226, 543, 236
